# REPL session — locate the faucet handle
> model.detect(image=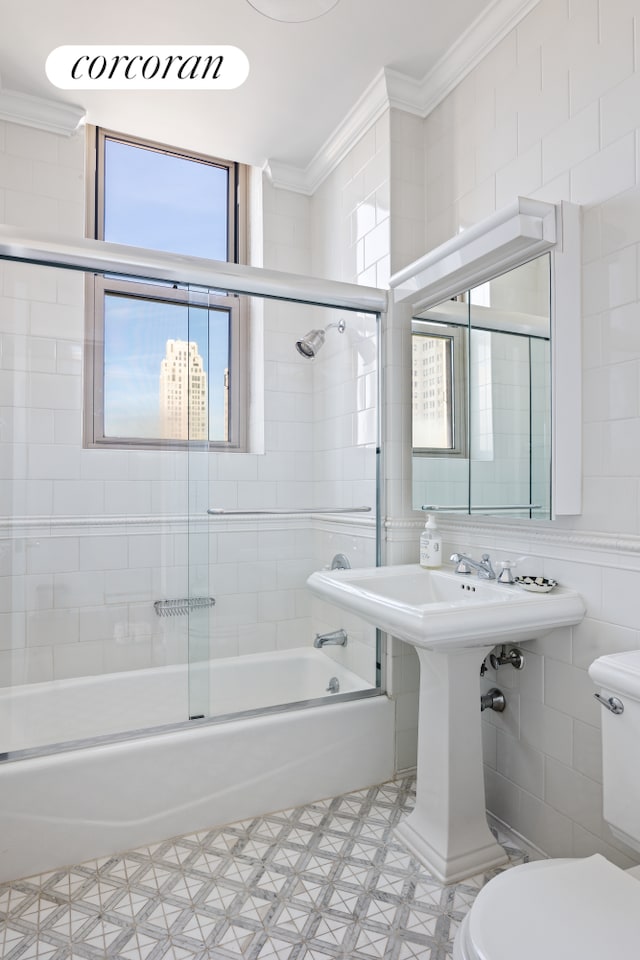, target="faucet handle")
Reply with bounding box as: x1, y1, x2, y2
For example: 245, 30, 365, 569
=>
497, 560, 516, 584
450, 553, 473, 574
